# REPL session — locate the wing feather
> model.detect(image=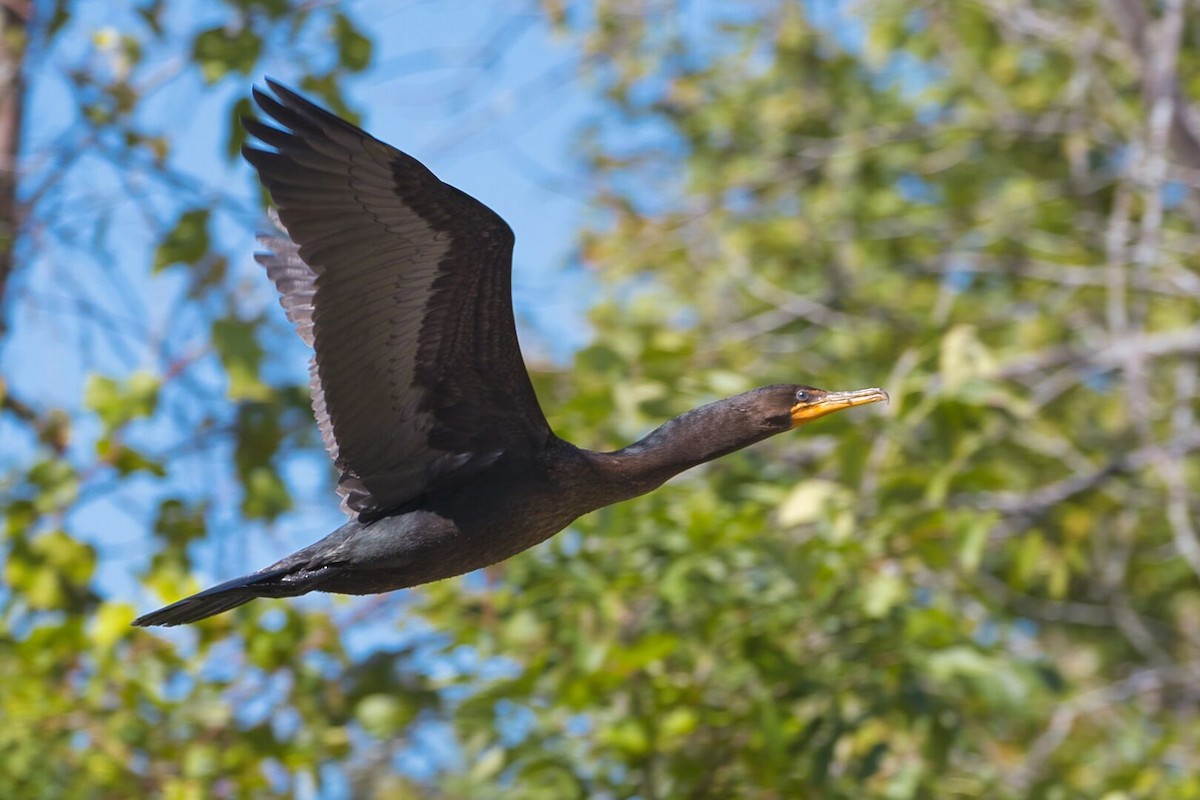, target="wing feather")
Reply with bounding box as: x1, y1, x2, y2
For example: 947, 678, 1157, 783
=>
246, 81, 551, 519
